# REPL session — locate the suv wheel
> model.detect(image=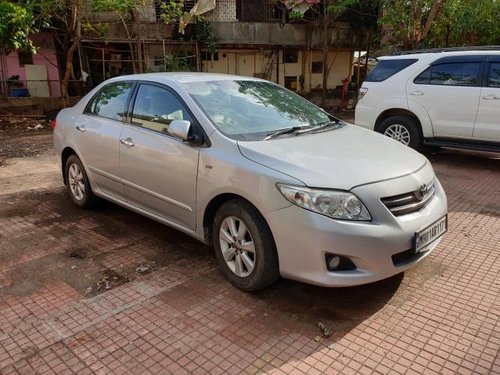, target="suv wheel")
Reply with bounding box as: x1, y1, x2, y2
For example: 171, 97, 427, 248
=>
212, 199, 279, 291
379, 116, 422, 150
